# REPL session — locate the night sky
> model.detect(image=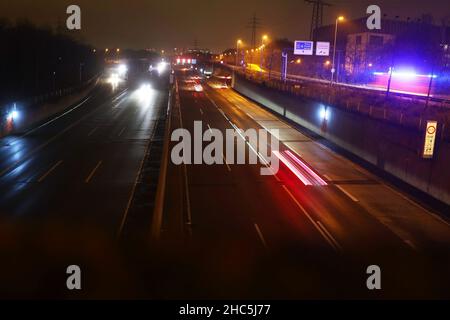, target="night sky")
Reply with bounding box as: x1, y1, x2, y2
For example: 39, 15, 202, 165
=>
1, 0, 448, 52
